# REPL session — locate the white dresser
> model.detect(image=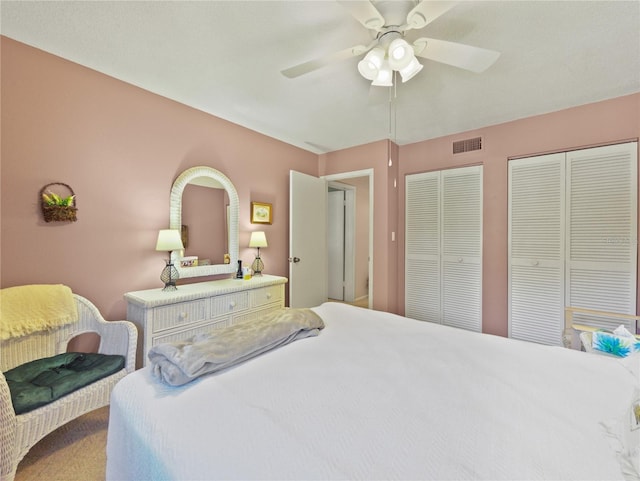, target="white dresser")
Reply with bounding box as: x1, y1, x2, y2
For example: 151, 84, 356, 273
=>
125, 275, 287, 367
